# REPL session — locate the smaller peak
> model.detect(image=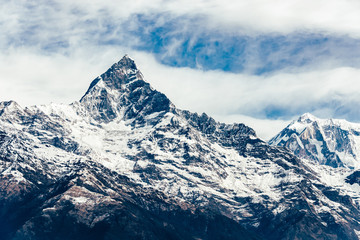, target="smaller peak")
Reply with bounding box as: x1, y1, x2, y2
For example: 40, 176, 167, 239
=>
298, 112, 318, 123
0, 100, 20, 109
0, 100, 24, 116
